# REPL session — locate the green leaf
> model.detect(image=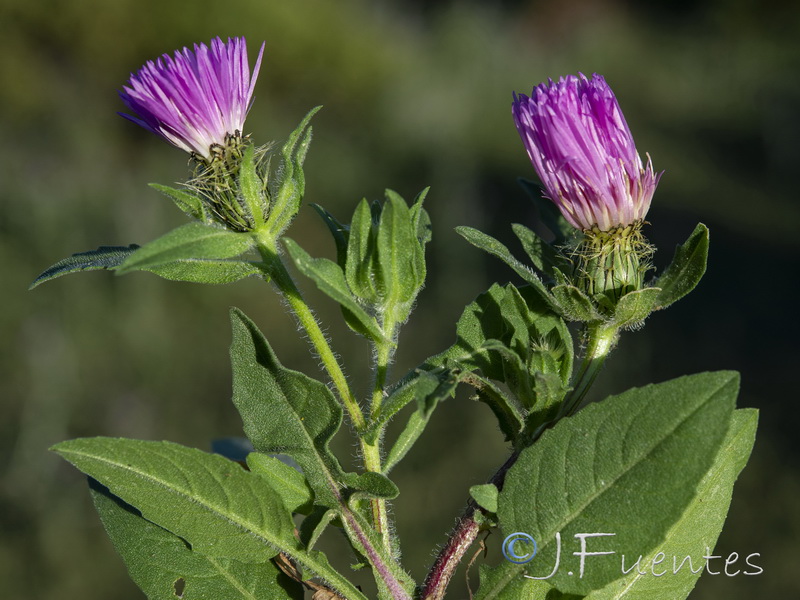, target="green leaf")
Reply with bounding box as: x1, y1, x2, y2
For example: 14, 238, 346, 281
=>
229, 308, 348, 508
53, 438, 297, 562
246, 453, 314, 514
150, 183, 210, 222
551, 284, 602, 322
456, 226, 554, 306
299, 507, 339, 552
376, 189, 426, 320
142, 259, 263, 285
30, 245, 139, 289
654, 223, 709, 310
491, 371, 738, 597
344, 471, 399, 501
512, 223, 566, 278
266, 106, 321, 236
470, 483, 499, 513
585, 408, 758, 600
478, 564, 577, 600
57, 438, 365, 599
119, 222, 255, 273
238, 145, 266, 230
282, 237, 387, 343
345, 198, 379, 302
611, 287, 661, 329
89, 480, 303, 600
380, 367, 466, 471
311, 203, 350, 269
